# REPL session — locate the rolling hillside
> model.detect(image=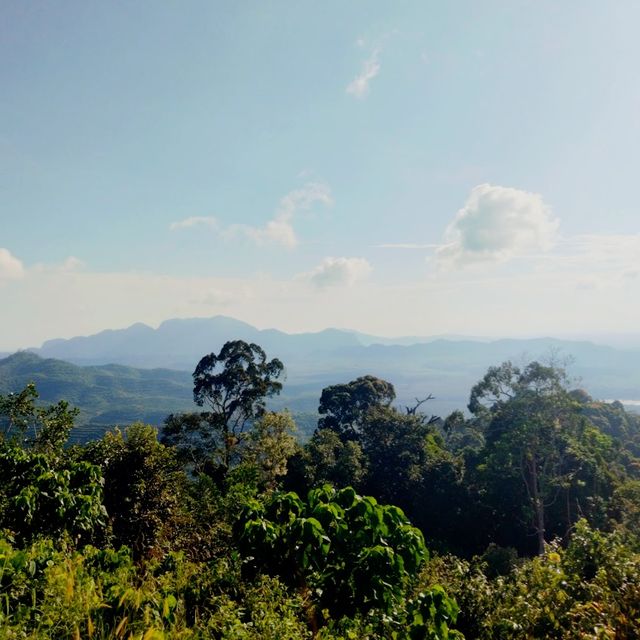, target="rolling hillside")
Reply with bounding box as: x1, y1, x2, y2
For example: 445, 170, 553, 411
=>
0, 352, 196, 443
